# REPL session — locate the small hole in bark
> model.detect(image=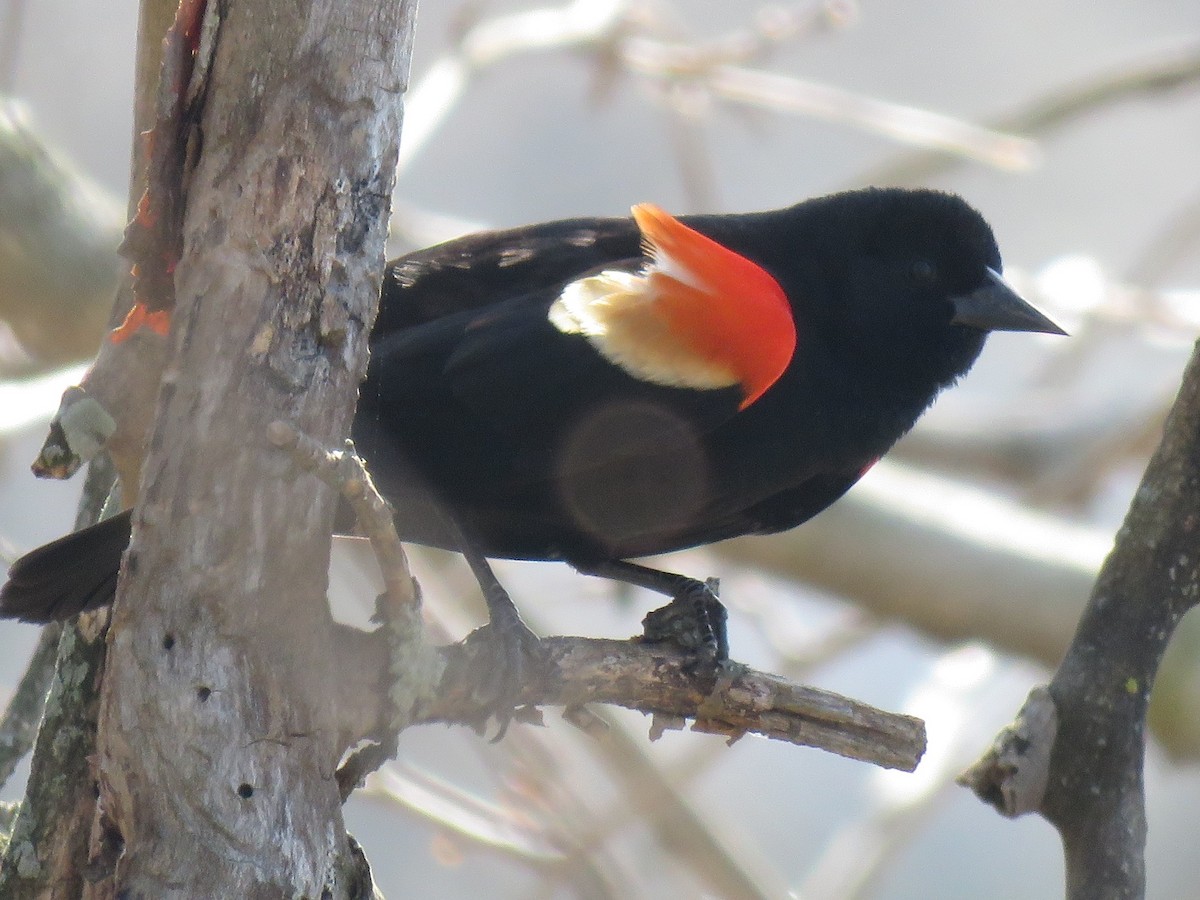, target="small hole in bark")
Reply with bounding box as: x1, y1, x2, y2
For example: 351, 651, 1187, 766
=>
162, 634, 175, 651
196, 686, 211, 702
237, 783, 254, 799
